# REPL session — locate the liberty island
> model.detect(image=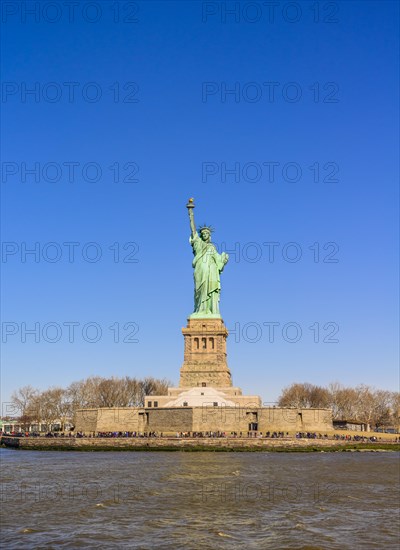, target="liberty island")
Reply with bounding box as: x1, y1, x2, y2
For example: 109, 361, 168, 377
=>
73, 199, 332, 435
